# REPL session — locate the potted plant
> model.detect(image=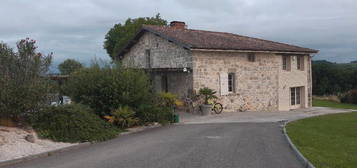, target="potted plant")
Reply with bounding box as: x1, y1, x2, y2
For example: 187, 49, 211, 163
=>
199, 87, 217, 115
